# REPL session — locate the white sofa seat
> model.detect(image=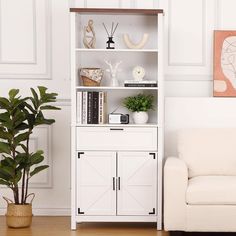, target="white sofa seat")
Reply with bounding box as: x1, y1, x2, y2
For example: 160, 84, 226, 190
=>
187, 176, 236, 205
164, 128, 236, 232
